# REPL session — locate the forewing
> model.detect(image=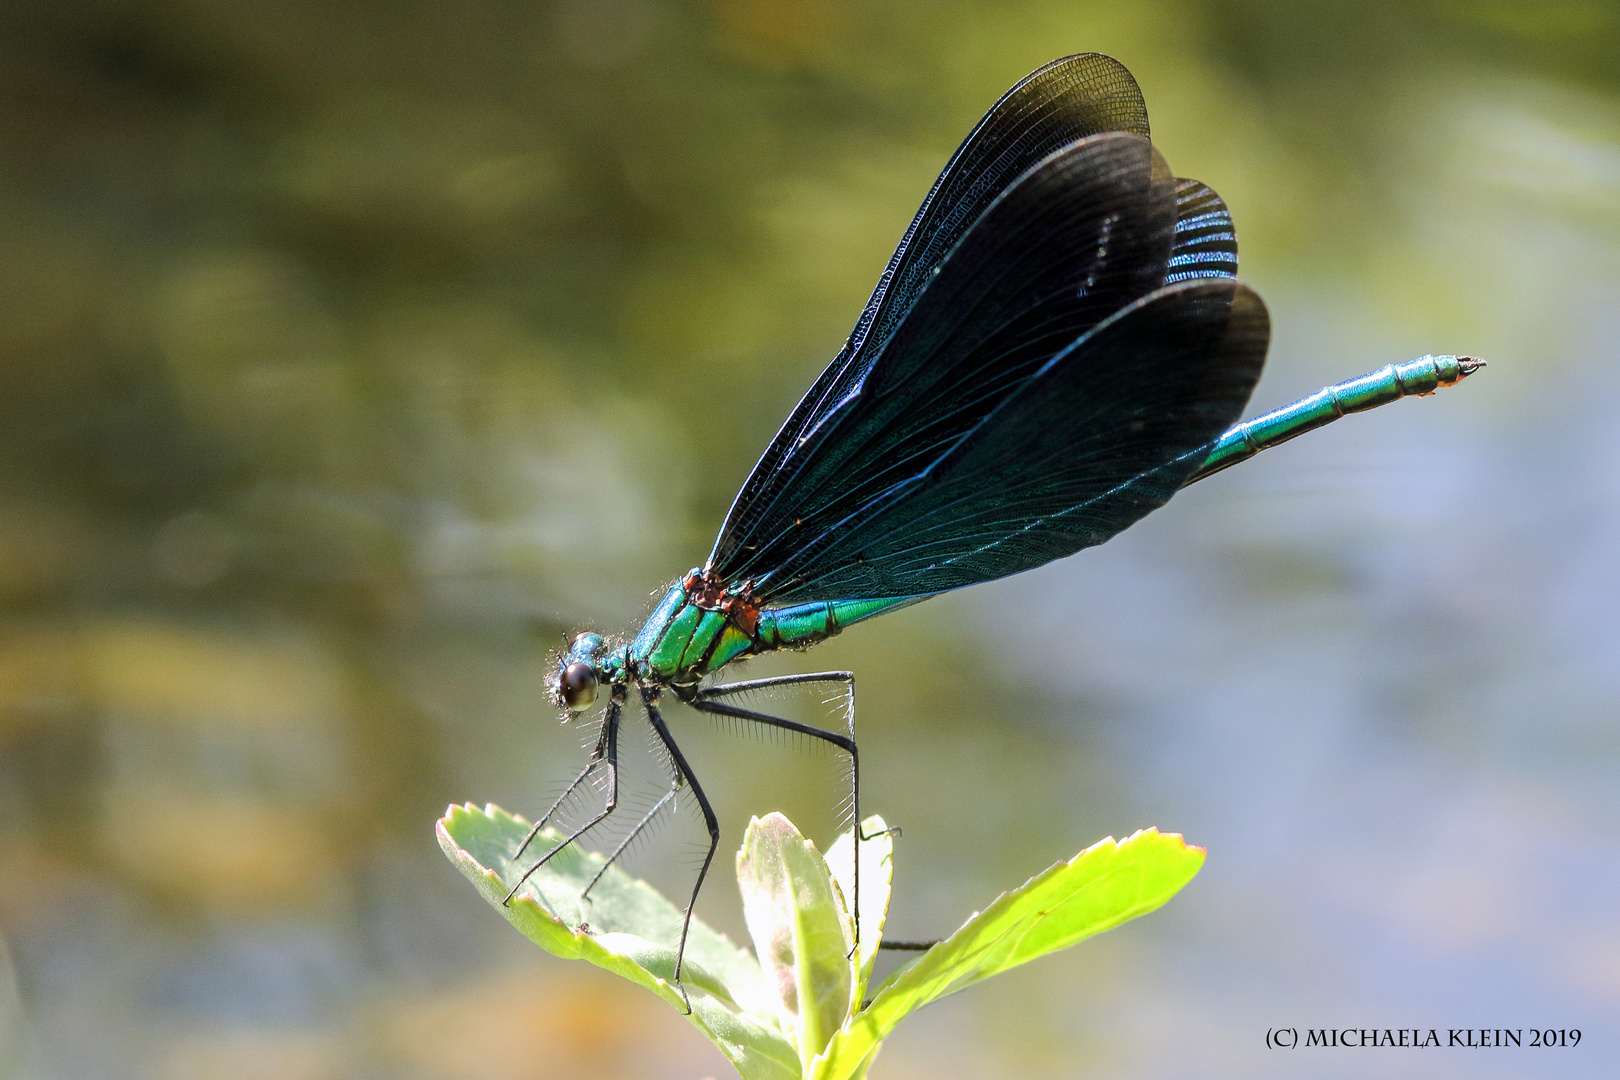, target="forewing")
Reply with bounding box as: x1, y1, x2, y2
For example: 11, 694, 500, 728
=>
765, 279, 1270, 602
712, 132, 1184, 594
854, 53, 1151, 360
710, 55, 1150, 570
